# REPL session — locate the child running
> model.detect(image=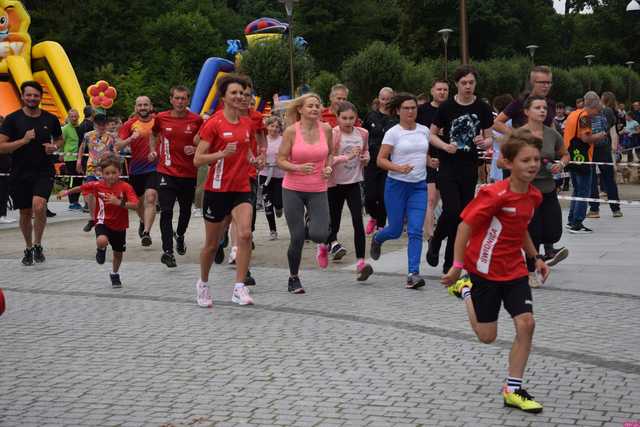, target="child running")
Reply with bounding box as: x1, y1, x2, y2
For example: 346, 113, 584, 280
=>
441, 127, 550, 413
58, 153, 139, 288
259, 116, 285, 240
326, 101, 373, 281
